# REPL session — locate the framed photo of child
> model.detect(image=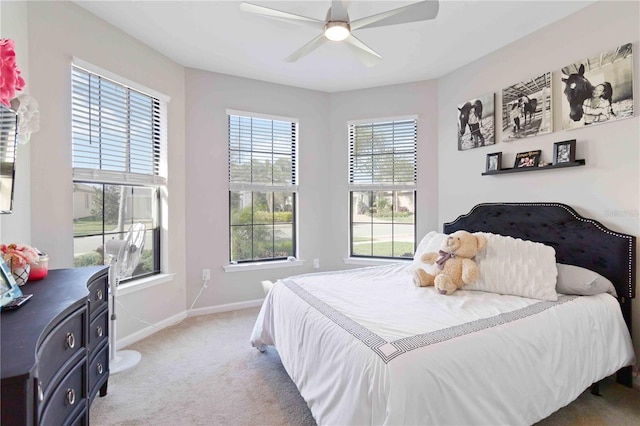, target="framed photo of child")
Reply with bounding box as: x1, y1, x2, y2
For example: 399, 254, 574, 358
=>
457, 93, 495, 151
553, 140, 576, 164
561, 42, 633, 130
514, 150, 541, 168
